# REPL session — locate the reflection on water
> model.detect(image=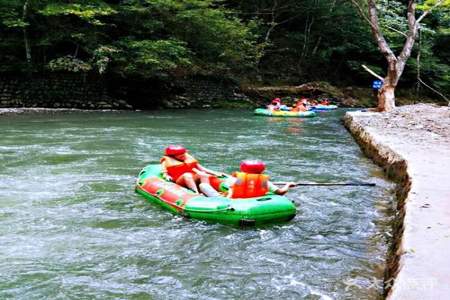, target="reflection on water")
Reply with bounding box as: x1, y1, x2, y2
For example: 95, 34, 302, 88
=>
0, 109, 394, 299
